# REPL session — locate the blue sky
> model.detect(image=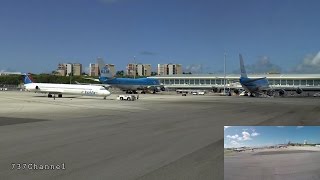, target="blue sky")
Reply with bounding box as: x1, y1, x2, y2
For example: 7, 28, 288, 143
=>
224, 126, 320, 148
1, 0, 320, 74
